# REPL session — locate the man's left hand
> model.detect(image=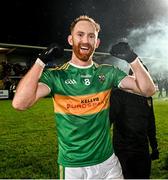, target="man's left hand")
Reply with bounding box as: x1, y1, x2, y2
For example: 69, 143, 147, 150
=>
110, 42, 138, 63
